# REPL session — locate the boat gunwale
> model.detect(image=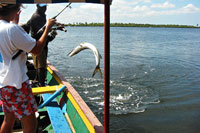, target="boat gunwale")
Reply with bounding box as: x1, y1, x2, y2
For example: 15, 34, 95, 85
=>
46, 61, 104, 133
